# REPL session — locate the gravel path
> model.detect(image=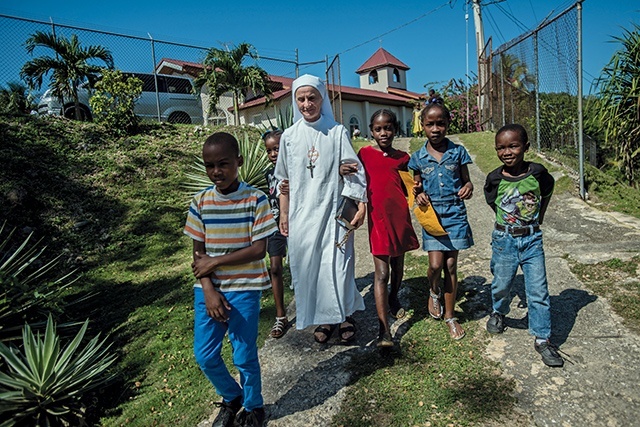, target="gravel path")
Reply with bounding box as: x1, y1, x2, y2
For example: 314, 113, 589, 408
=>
200, 137, 640, 426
